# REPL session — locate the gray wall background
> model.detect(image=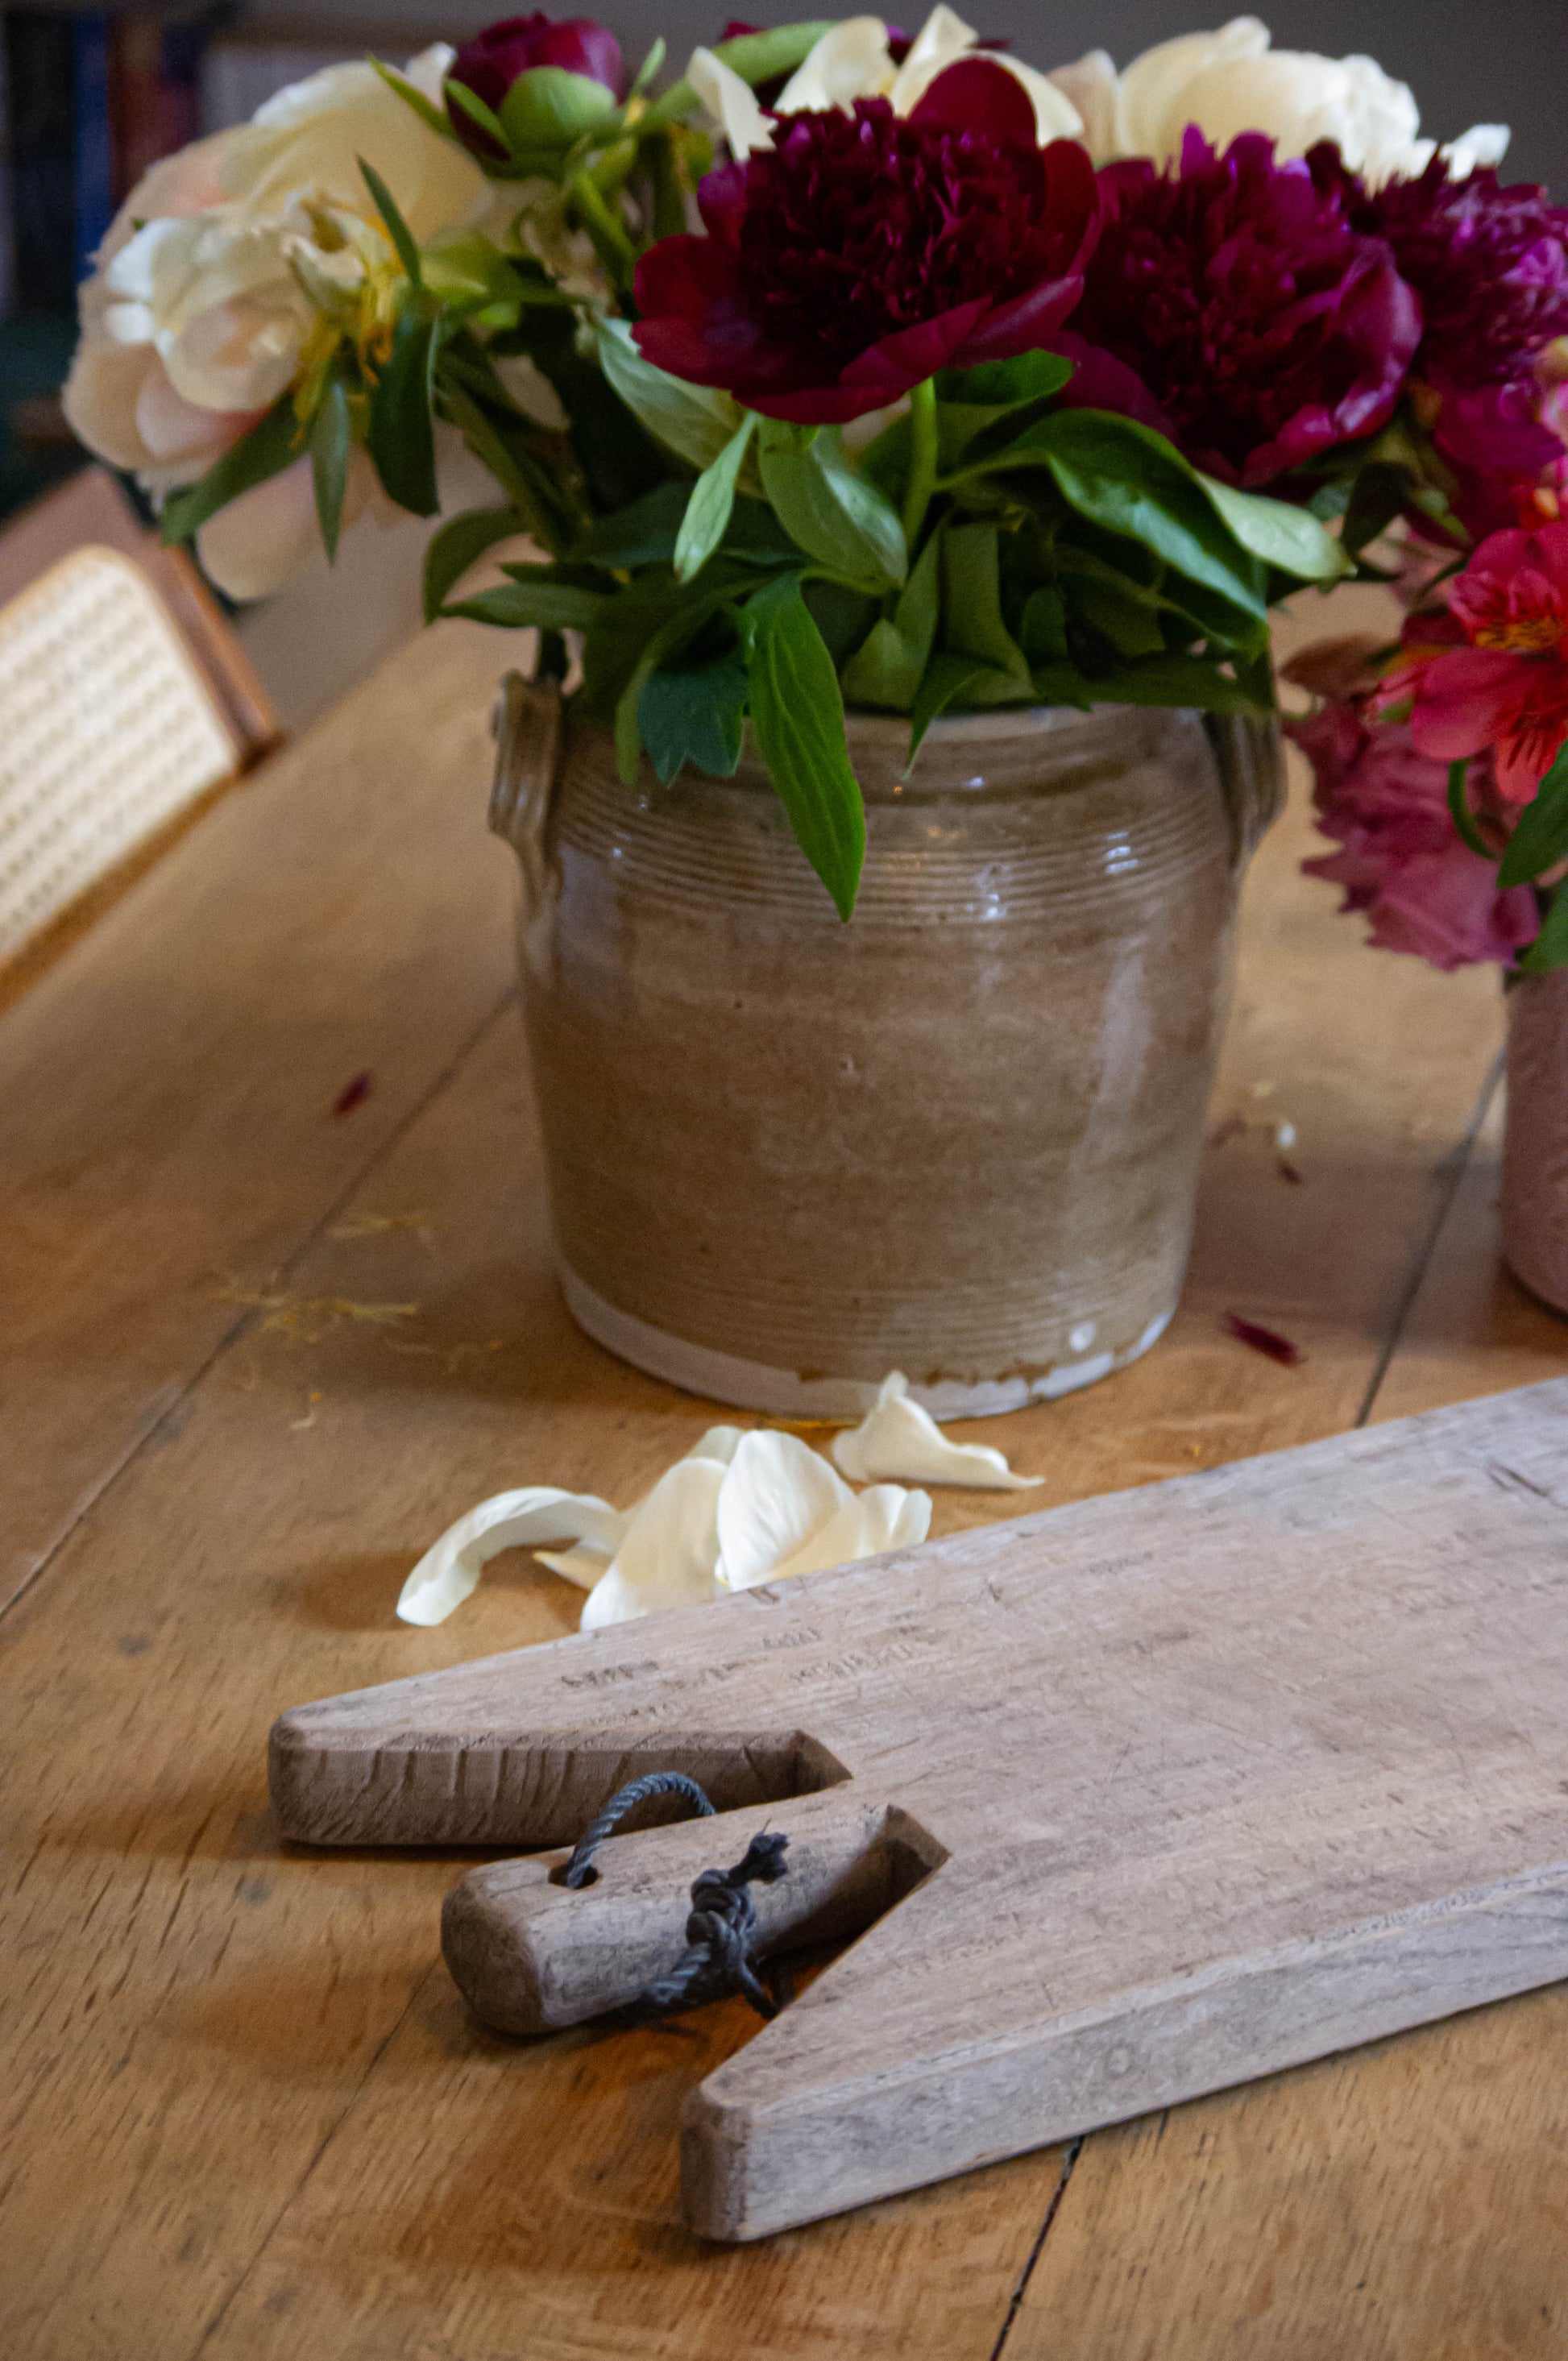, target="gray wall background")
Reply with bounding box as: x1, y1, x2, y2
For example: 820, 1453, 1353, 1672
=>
233, 2, 1568, 192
